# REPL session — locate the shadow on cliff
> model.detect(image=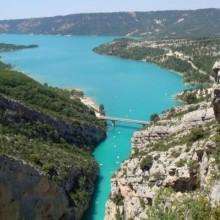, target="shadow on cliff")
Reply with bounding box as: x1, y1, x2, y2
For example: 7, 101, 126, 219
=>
83, 175, 104, 220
